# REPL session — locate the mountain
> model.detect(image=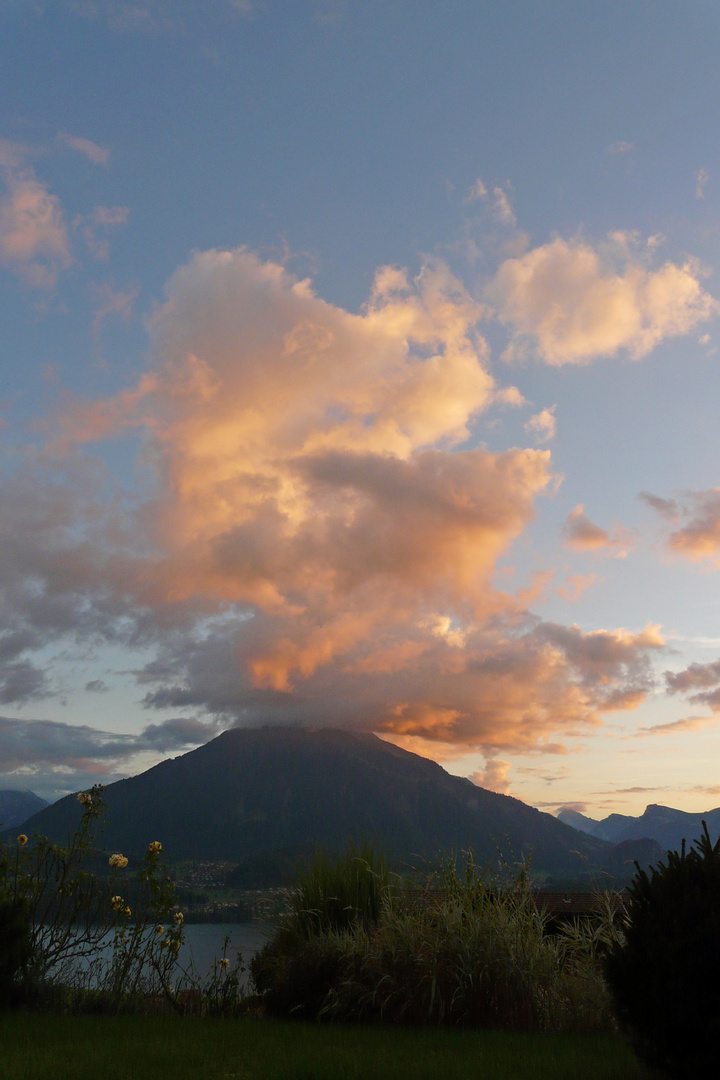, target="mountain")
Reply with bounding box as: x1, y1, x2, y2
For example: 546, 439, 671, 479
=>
558, 803, 720, 853
9, 727, 625, 886
0, 789, 48, 828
